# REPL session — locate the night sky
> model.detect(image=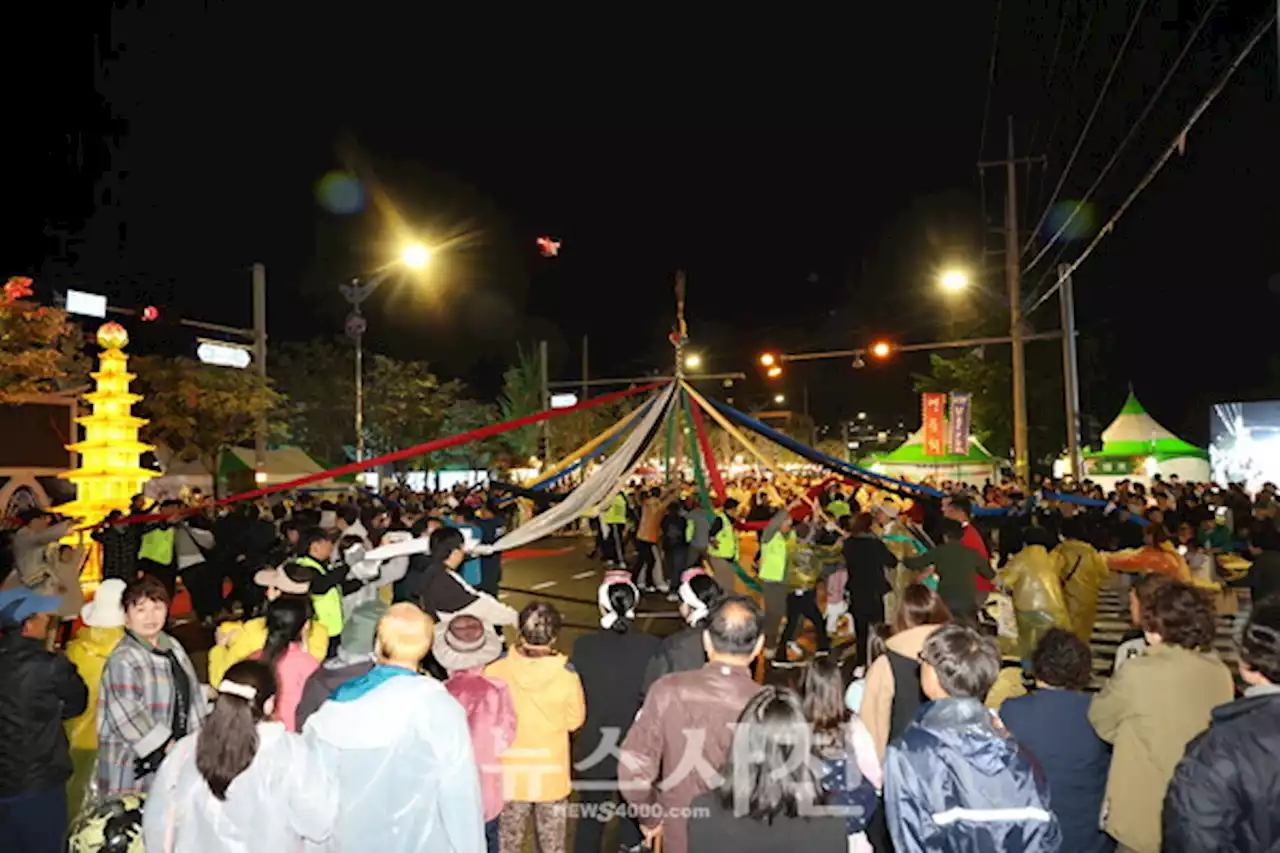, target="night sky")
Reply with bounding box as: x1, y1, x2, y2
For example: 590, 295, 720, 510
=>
9, 2, 1279, 451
